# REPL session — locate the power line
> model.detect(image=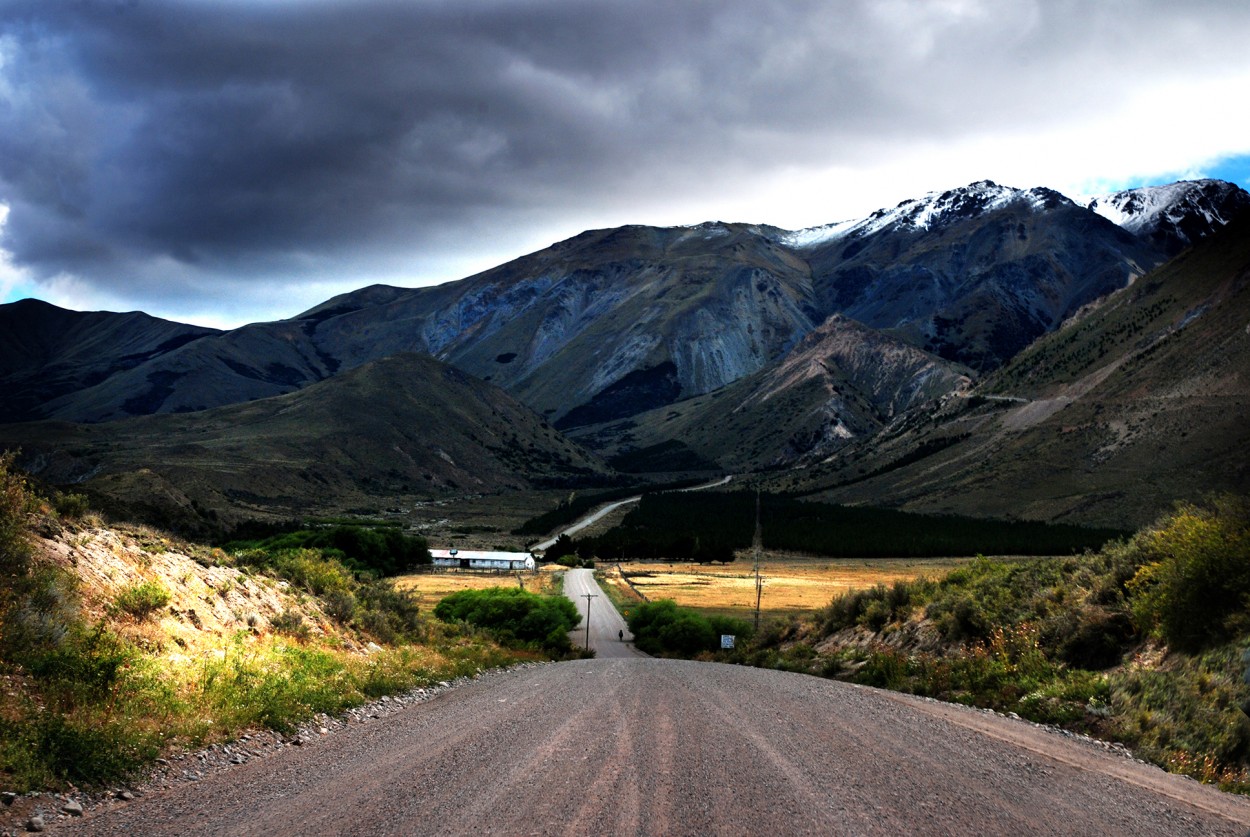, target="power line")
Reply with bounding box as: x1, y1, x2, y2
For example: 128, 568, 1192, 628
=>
582, 592, 597, 650
753, 488, 764, 631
